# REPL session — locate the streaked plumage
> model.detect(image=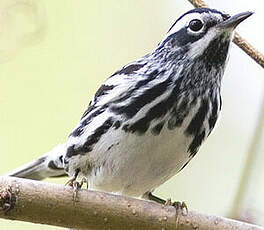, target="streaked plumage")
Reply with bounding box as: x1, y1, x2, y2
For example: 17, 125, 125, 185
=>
7, 8, 252, 198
